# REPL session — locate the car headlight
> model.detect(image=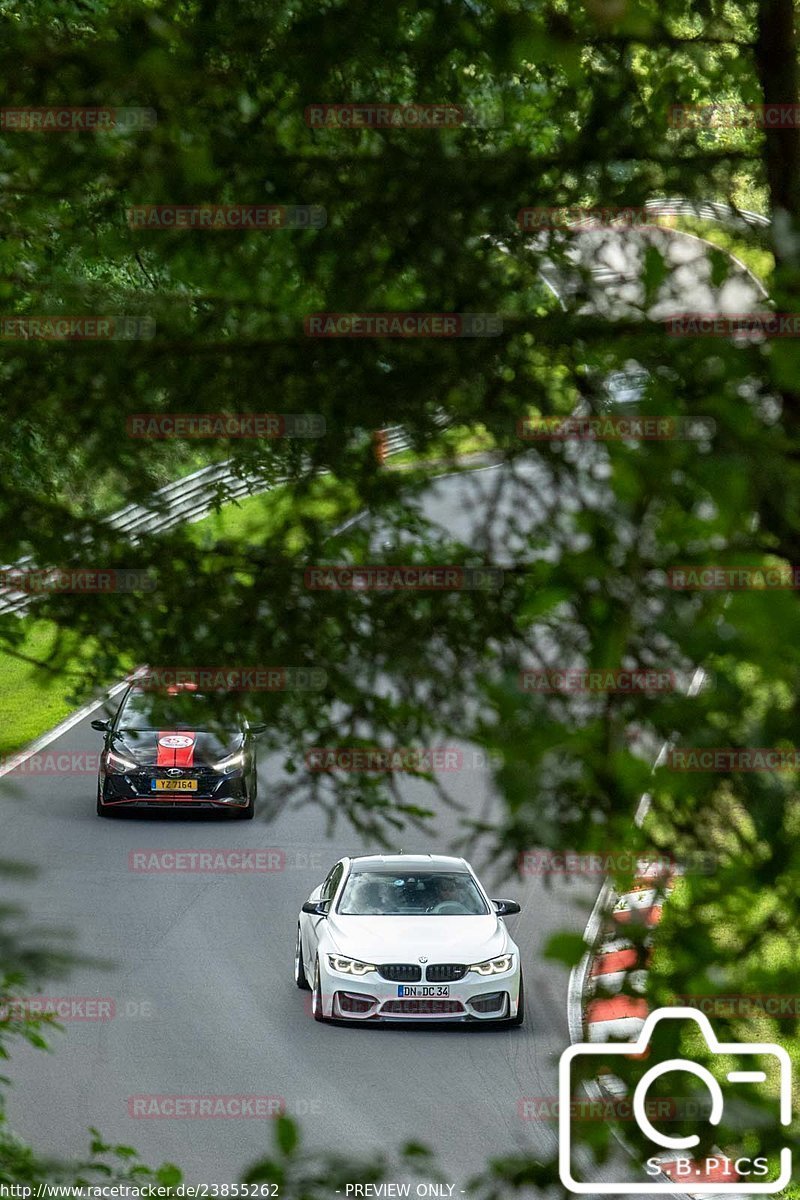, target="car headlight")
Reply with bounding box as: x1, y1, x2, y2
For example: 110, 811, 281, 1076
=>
326, 954, 377, 976
104, 749, 138, 773
468, 954, 514, 976
212, 750, 246, 773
